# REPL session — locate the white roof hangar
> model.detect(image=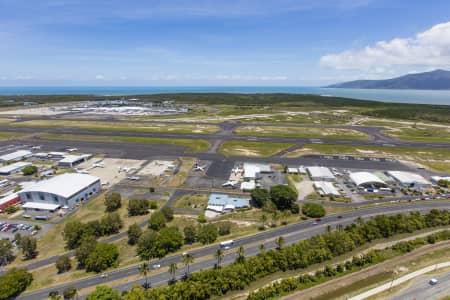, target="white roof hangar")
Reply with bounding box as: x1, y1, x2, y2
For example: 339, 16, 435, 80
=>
350, 172, 388, 188
19, 173, 101, 208
306, 166, 335, 181
313, 181, 340, 197
0, 161, 32, 175
243, 163, 272, 180
387, 171, 431, 188
0, 150, 32, 162
58, 154, 91, 167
